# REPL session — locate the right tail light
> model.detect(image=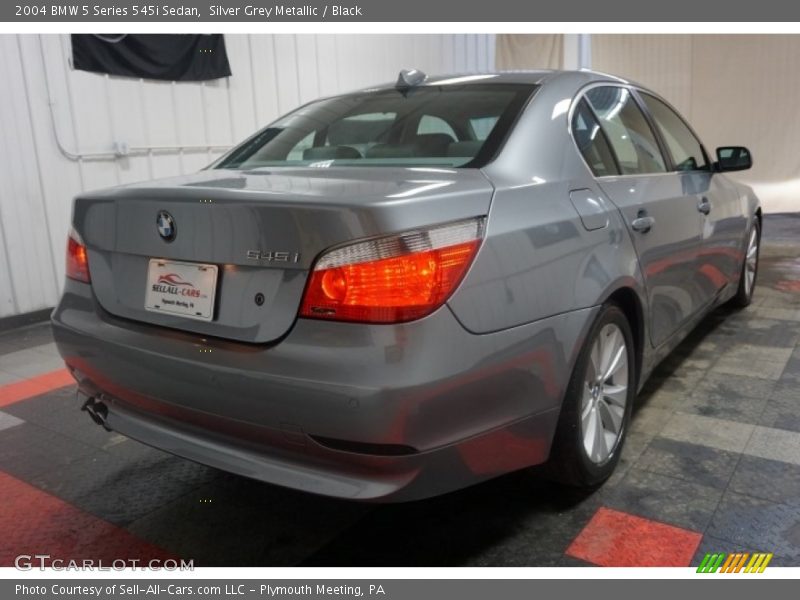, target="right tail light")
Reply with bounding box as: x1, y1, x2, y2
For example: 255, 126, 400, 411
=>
299, 217, 486, 324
